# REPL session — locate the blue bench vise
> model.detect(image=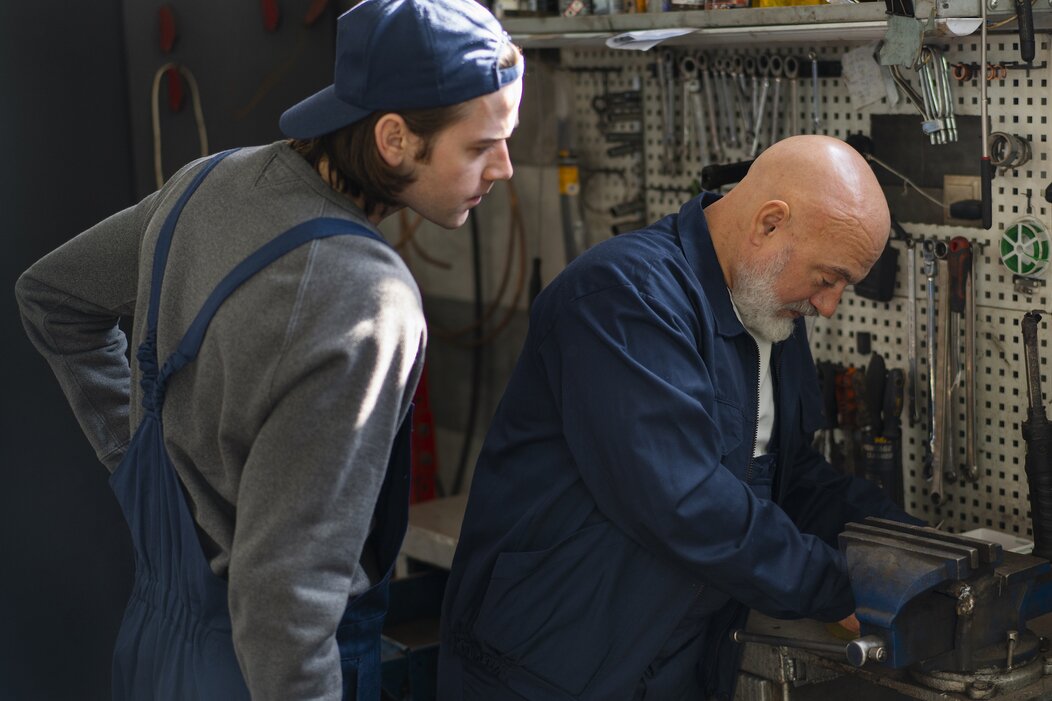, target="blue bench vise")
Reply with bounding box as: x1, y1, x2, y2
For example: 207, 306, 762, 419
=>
839, 517, 1052, 672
